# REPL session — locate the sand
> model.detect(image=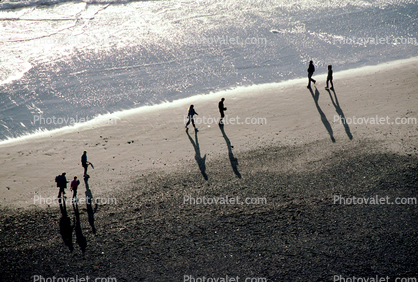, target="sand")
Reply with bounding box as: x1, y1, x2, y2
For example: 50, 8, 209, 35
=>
0, 58, 417, 281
